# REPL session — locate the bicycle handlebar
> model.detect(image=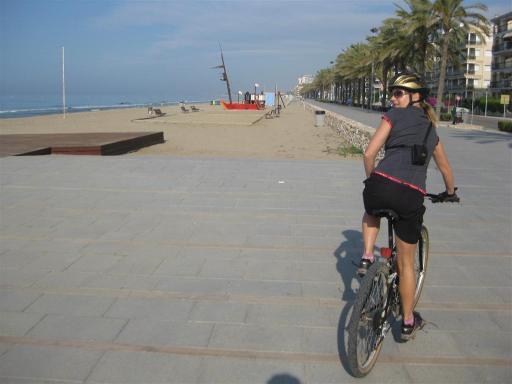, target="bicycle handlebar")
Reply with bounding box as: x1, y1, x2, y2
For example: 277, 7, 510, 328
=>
426, 187, 460, 203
